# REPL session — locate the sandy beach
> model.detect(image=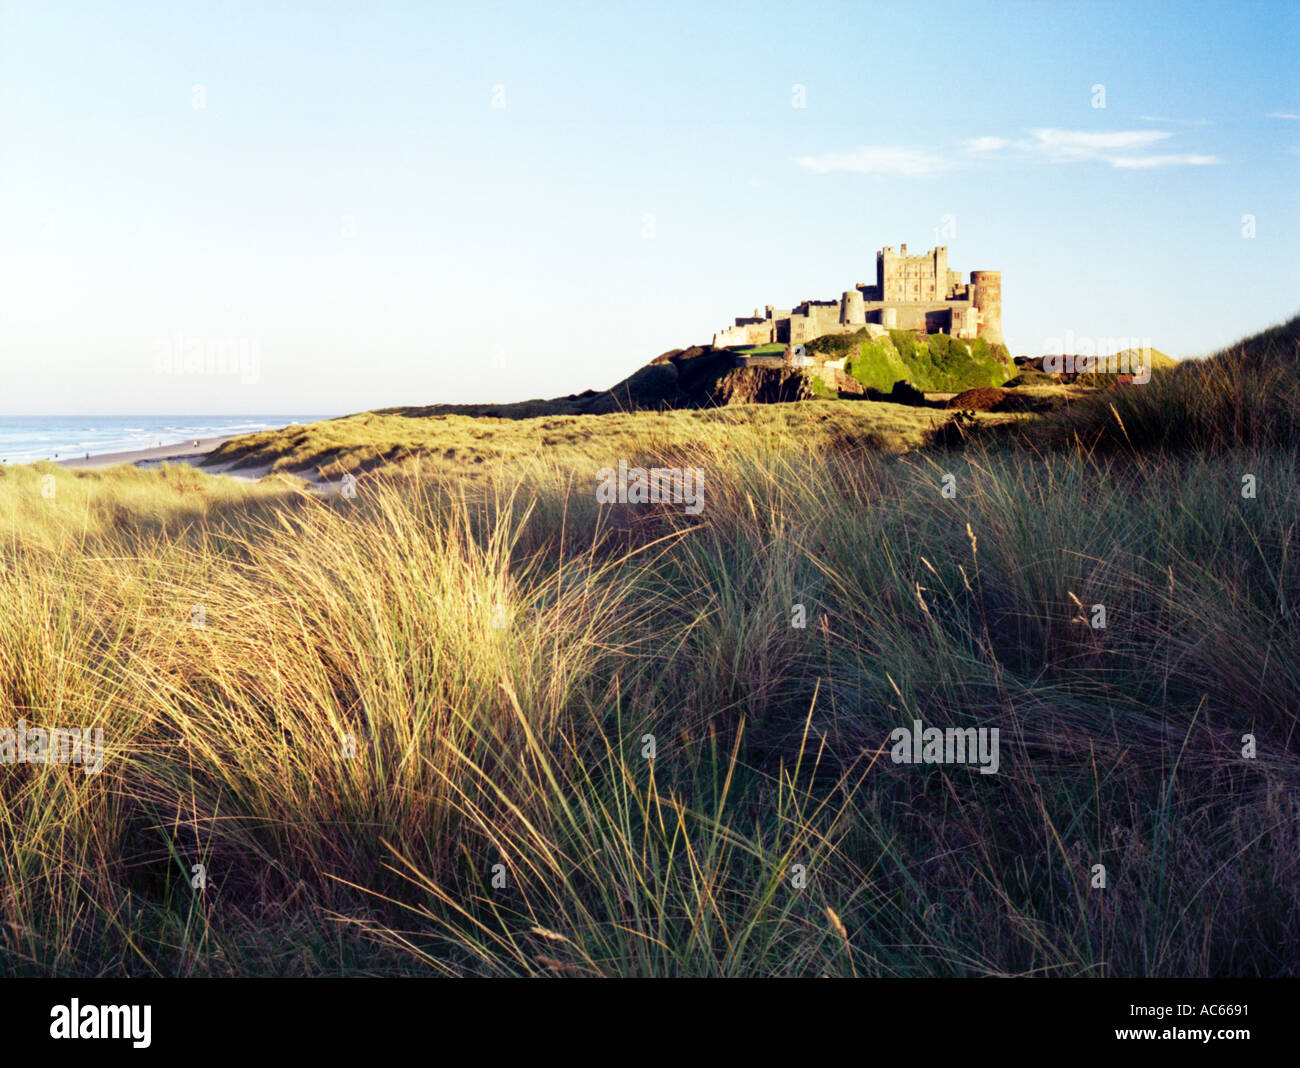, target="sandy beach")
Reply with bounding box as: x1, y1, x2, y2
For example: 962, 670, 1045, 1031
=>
45, 430, 345, 491
53, 433, 298, 485
57, 435, 244, 471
